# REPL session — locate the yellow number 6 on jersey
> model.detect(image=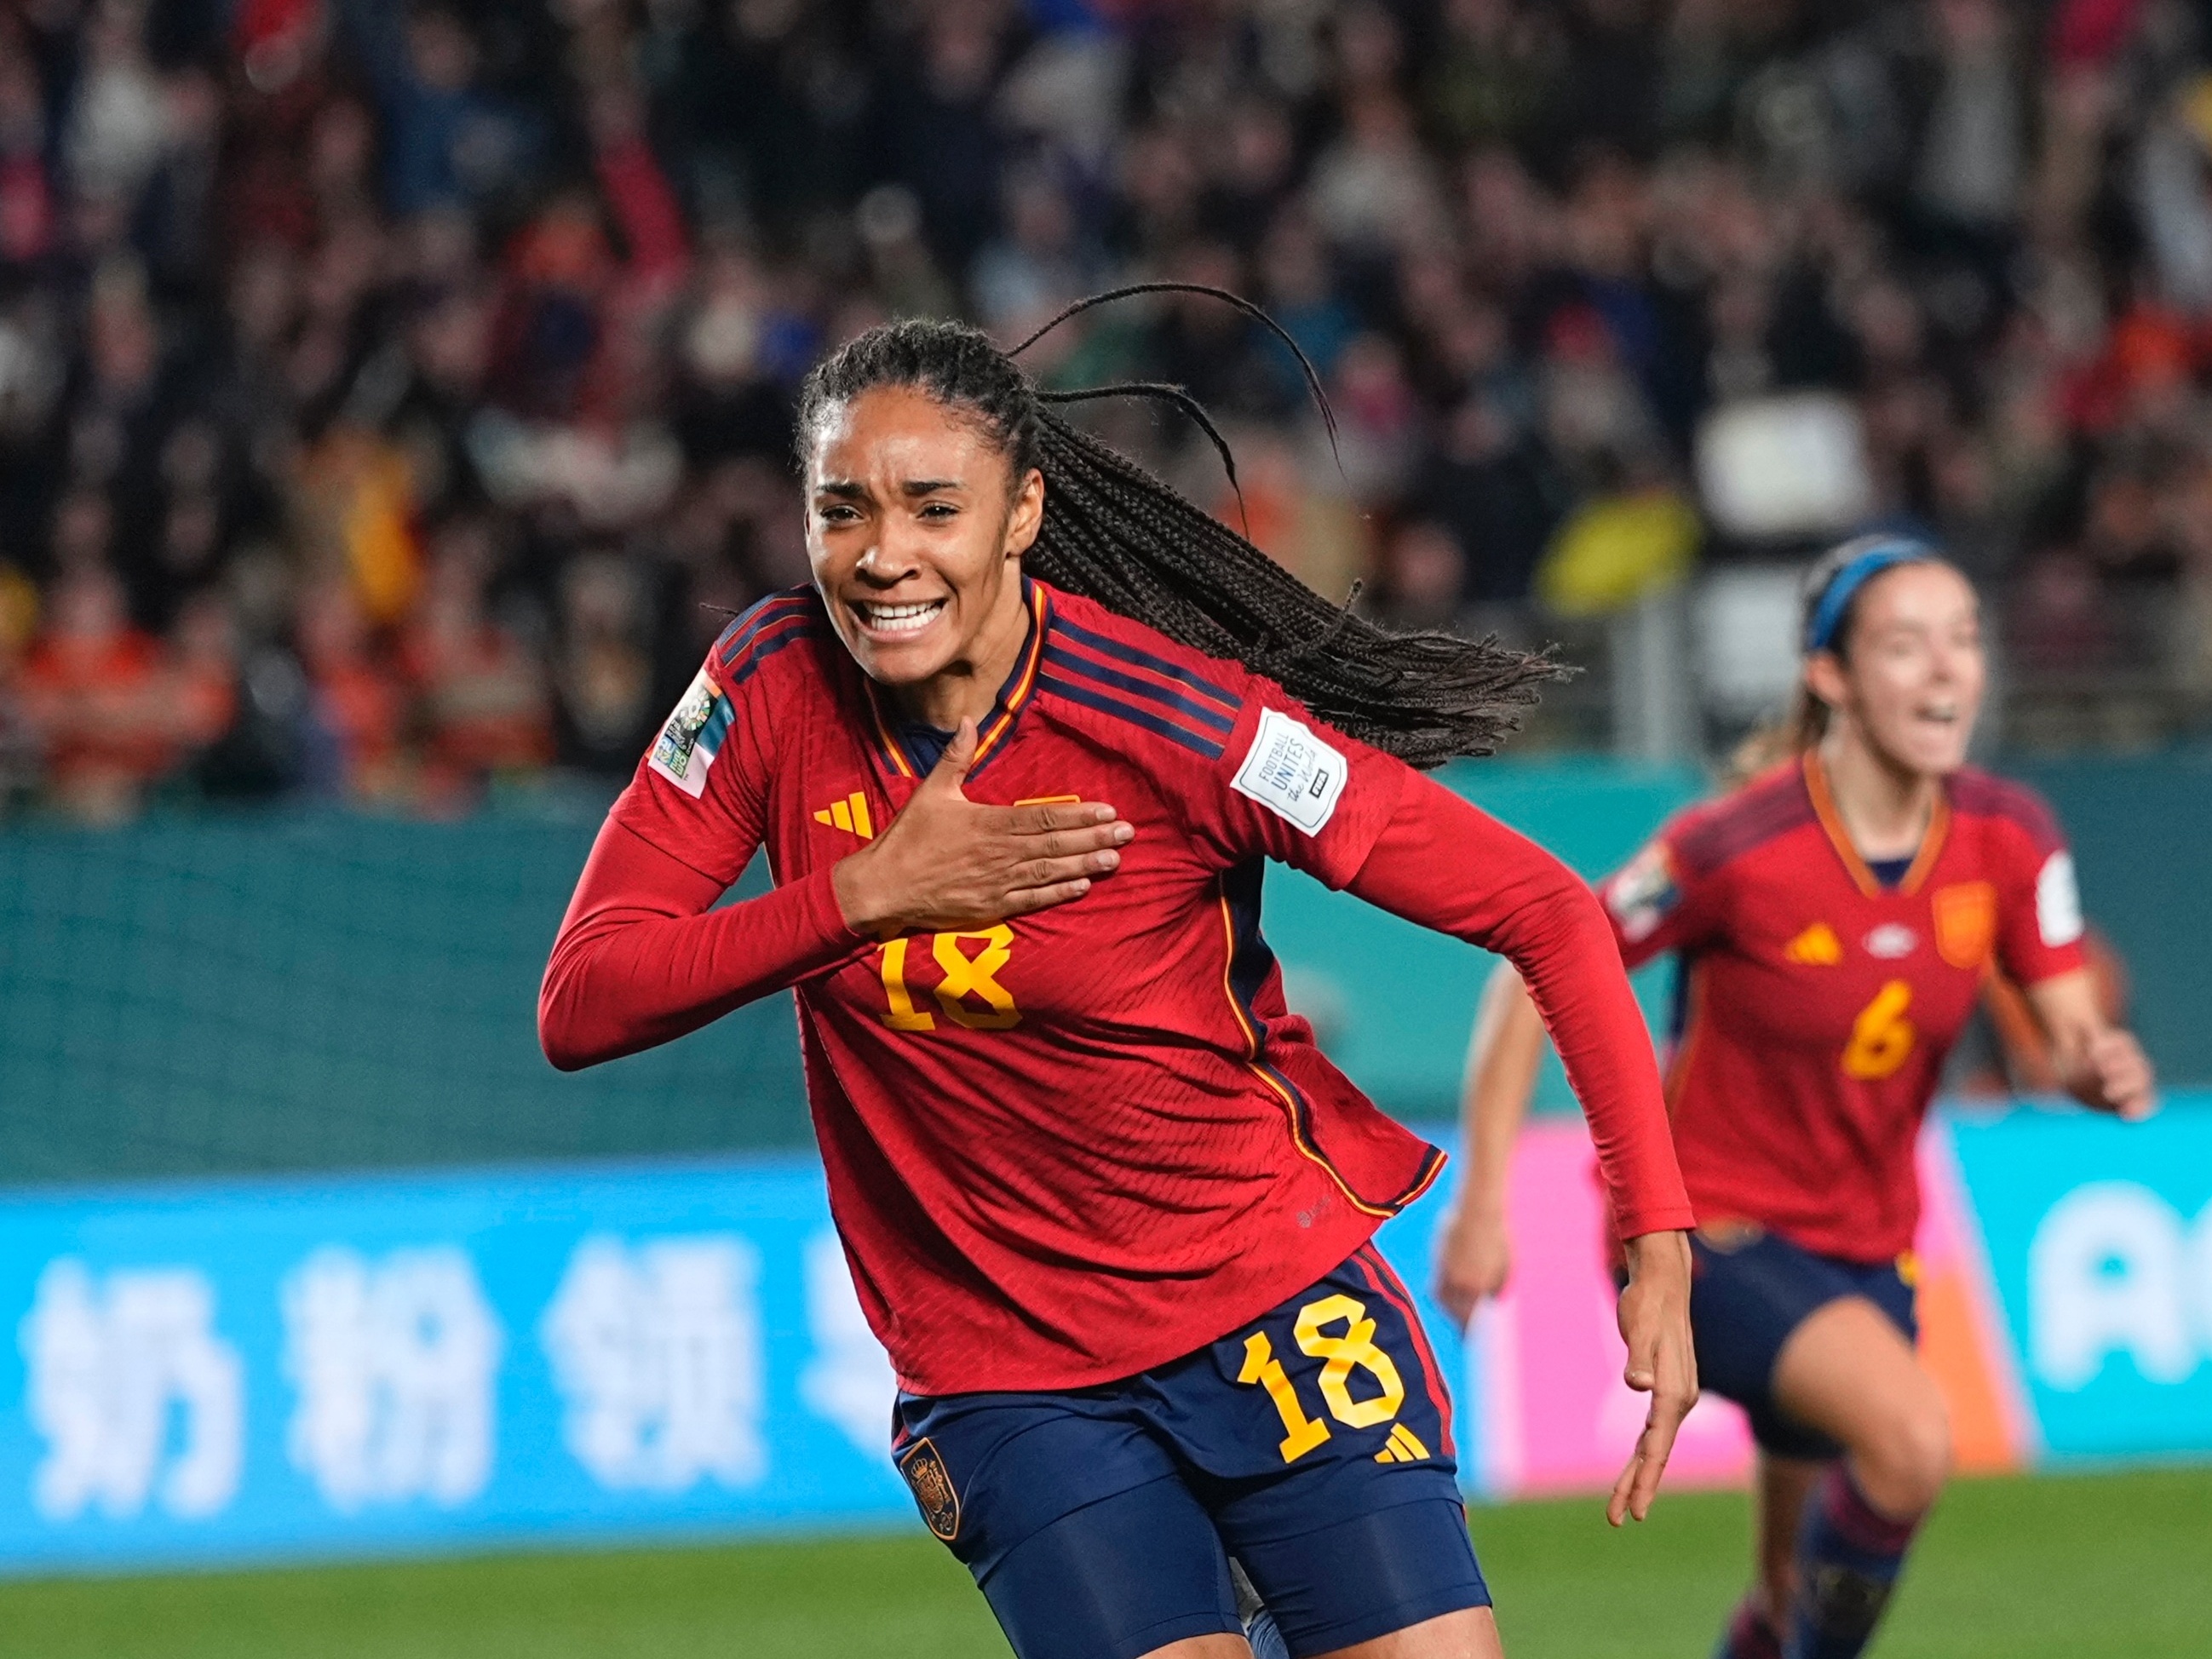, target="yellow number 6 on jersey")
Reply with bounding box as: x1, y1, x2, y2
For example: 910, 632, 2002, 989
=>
1842, 979, 1916, 1081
